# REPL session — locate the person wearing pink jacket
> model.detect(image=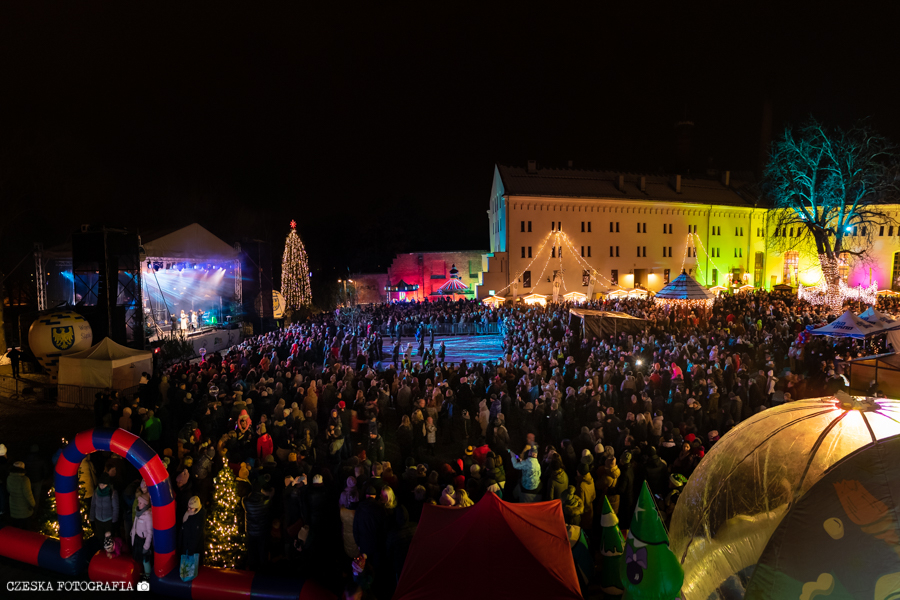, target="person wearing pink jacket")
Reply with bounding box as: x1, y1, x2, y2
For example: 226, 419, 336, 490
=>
131, 495, 154, 581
